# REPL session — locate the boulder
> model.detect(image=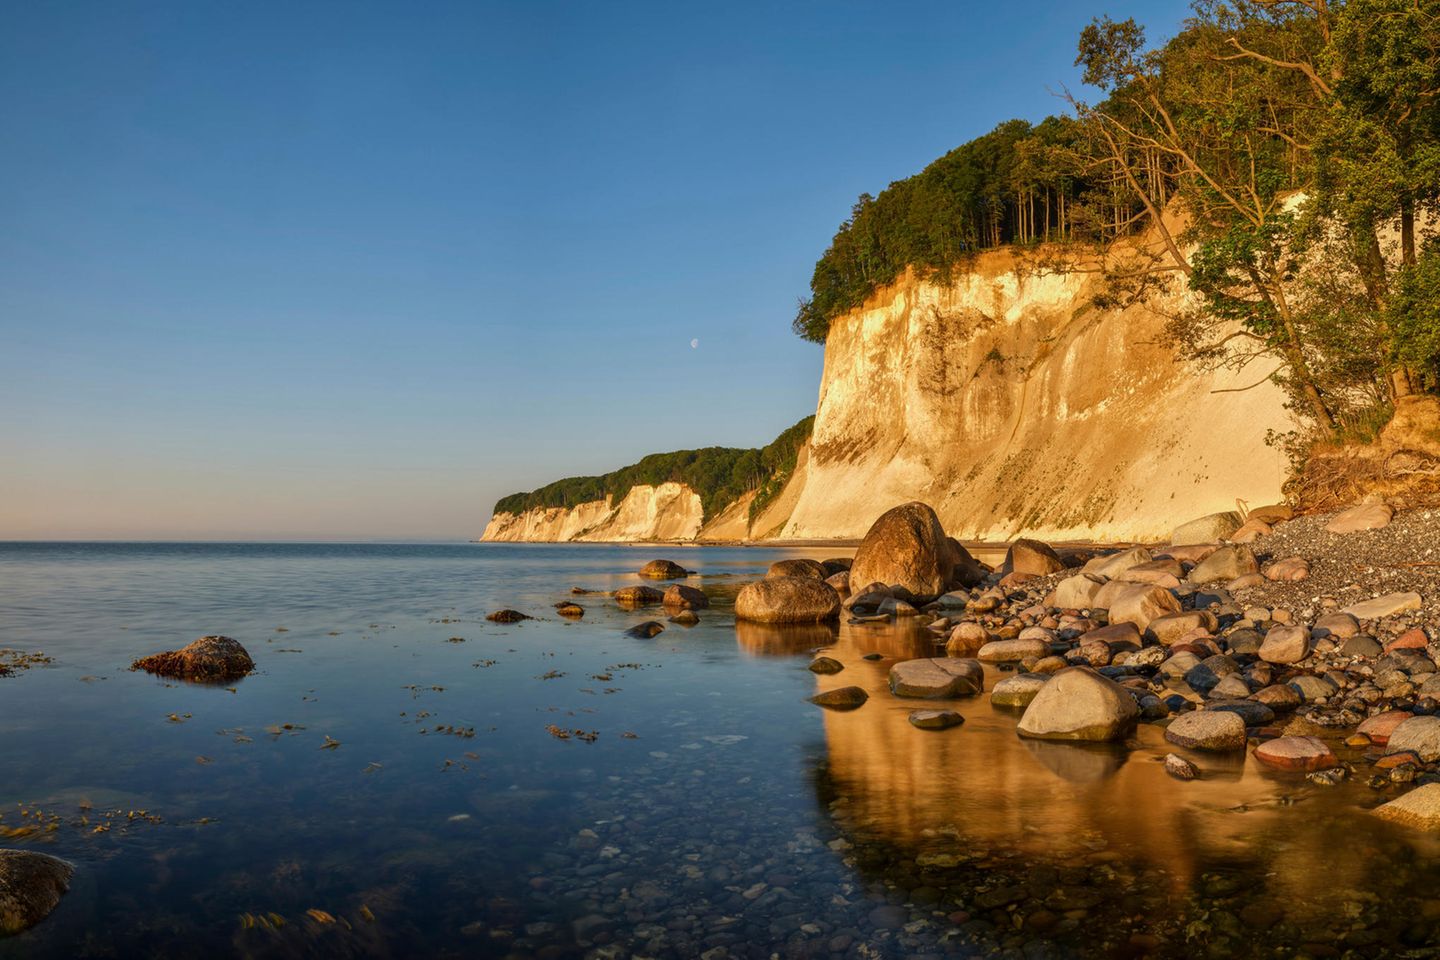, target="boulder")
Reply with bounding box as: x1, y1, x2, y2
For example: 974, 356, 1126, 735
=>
1313, 612, 1360, 639
976, 638, 1050, 663
908, 709, 965, 730
888, 658, 984, 698
1230, 518, 1272, 543
808, 686, 868, 710
1051, 574, 1105, 610
1016, 667, 1140, 742
1373, 783, 1440, 829
1188, 546, 1259, 585
847, 502, 956, 603
1116, 558, 1184, 584
1079, 622, 1143, 653
808, 656, 844, 675
1085, 547, 1153, 580
131, 635, 255, 683
662, 584, 709, 610
1148, 611, 1217, 646
1254, 736, 1337, 771
1172, 512, 1243, 545
1004, 538, 1064, 577
1325, 503, 1393, 534
1106, 584, 1182, 631
825, 571, 850, 594
821, 558, 853, 575
1258, 625, 1310, 665
1247, 503, 1295, 524
734, 577, 840, 623
1358, 710, 1413, 746
946, 622, 992, 657
1386, 716, 1440, 761
1343, 592, 1423, 620
991, 673, 1048, 708
613, 585, 665, 607
0, 850, 73, 936
766, 558, 827, 580
1264, 557, 1310, 582
1164, 711, 1247, 751
638, 559, 688, 580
